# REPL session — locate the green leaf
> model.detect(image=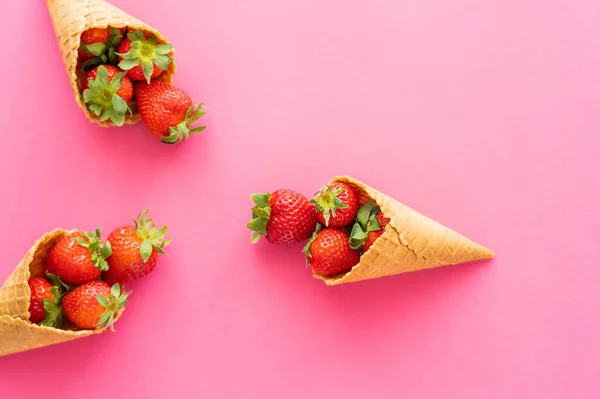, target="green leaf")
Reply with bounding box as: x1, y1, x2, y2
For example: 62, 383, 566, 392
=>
96, 295, 109, 307
142, 60, 154, 83
85, 43, 107, 56
118, 58, 140, 70
250, 193, 270, 208
153, 54, 171, 70
247, 217, 268, 232
349, 223, 368, 250
154, 43, 172, 54
101, 240, 112, 258
112, 94, 128, 115
140, 240, 153, 263
75, 237, 89, 247
110, 284, 121, 298
96, 65, 109, 84
250, 231, 264, 244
